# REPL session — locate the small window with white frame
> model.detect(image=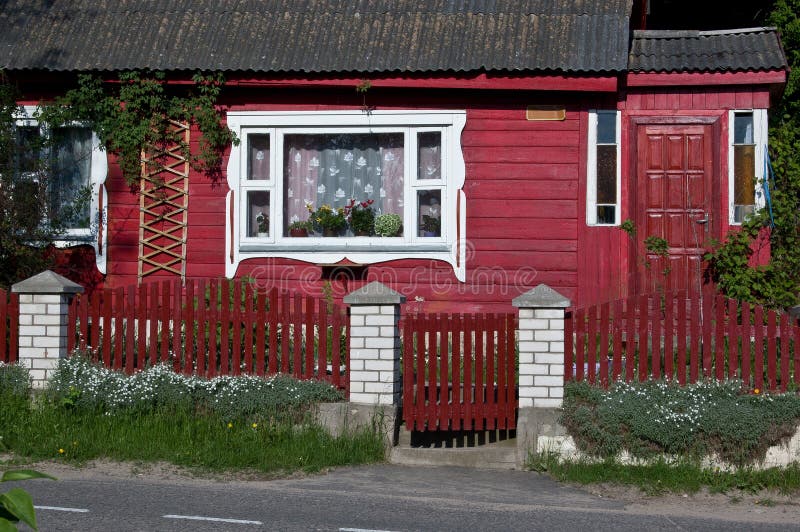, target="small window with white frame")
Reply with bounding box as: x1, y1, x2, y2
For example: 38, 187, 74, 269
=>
224, 110, 467, 281
587, 110, 621, 226
729, 109, 767, 225
14, 106, 109, 272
